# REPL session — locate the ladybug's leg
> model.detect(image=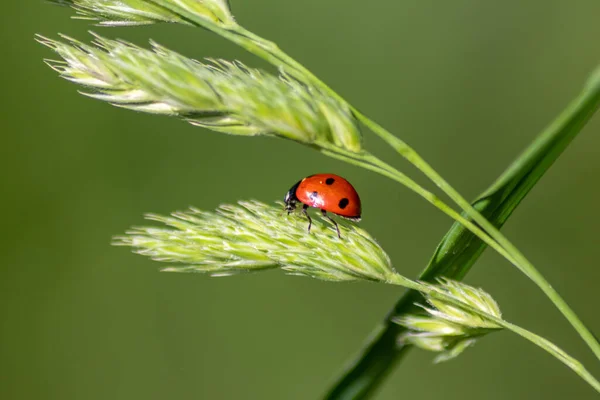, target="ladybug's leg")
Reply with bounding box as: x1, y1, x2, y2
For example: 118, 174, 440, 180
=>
321, 209, 341, 239
302, 204, 312, 233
